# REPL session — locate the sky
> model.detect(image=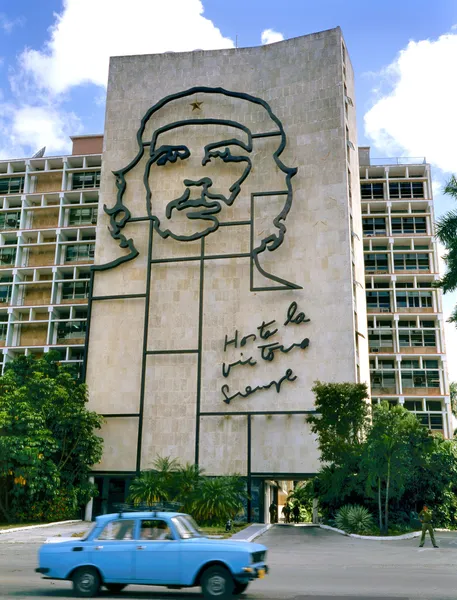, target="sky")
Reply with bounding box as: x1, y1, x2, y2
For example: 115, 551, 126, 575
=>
0, 0, 456, 380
